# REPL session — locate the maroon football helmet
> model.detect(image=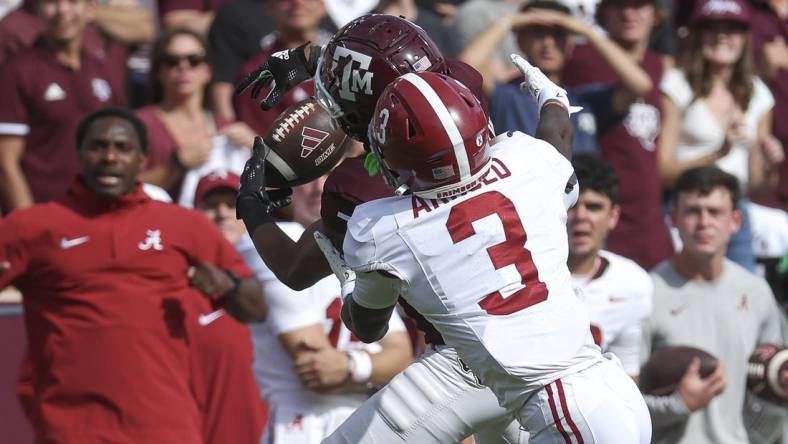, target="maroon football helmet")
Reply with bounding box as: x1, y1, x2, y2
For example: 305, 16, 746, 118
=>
369, 72, 492, 198
314, 14, 446, 142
